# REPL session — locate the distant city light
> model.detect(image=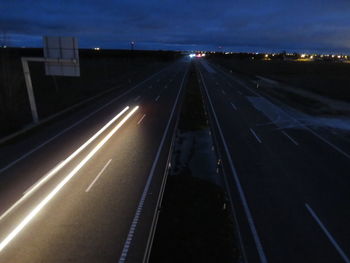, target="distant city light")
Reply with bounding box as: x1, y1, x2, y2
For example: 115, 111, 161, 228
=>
301, 54, 306, 58
265, 54, 269, 58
